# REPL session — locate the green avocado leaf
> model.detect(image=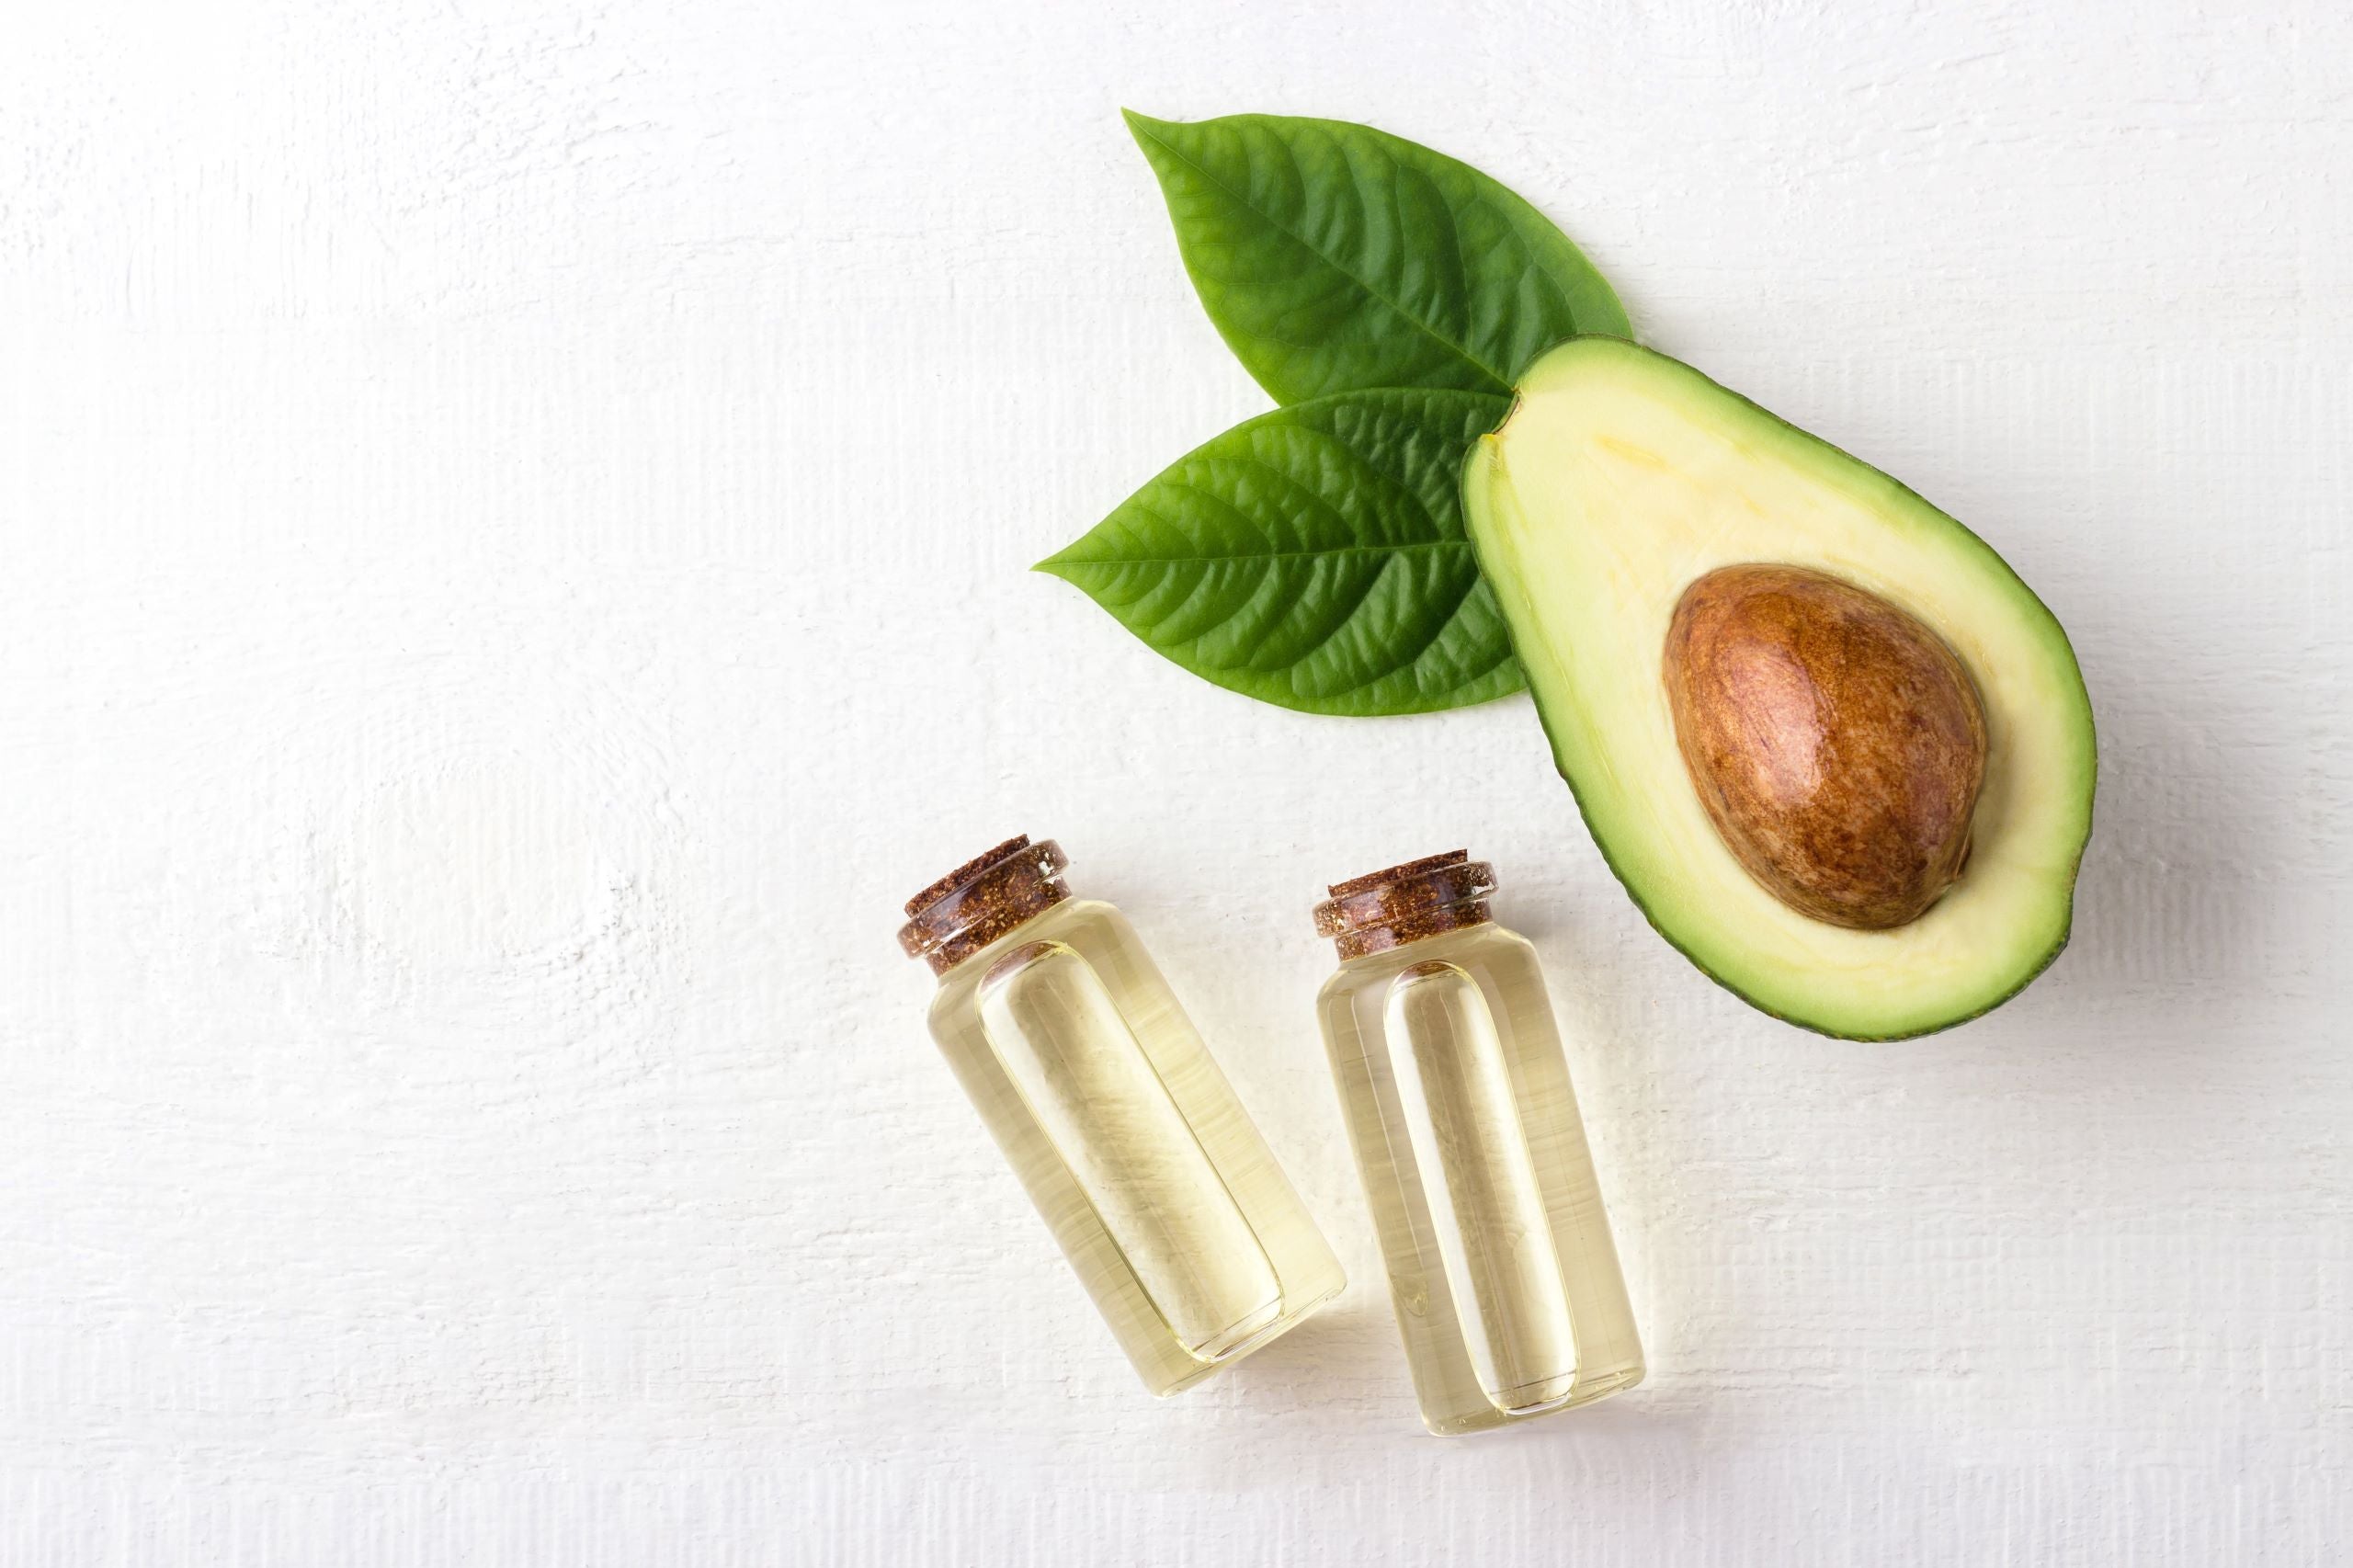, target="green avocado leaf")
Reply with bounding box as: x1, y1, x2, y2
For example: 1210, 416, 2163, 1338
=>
1124, 110, 1629, 403
1038, 388, 1520, 715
